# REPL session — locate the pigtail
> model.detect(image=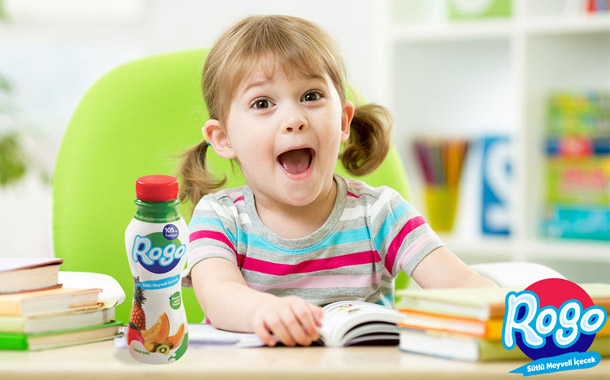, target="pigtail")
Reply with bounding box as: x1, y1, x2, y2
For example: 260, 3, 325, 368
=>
341, 103, 392, 176
177, 141, 226, 213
